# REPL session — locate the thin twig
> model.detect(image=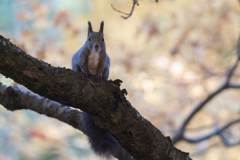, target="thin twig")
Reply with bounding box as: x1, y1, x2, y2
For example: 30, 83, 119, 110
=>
182, 119, 240, 143
172, 35, 240, 144
225, 58, 239, 81
111, 4, 129, 15
228, 83, 240, 88
217, 123, 240, 147
111, 0, 139, 19
172, 84, 227, 143
190, 142, 221, 156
